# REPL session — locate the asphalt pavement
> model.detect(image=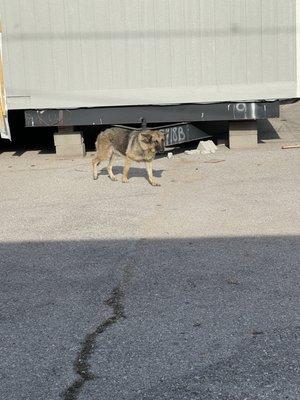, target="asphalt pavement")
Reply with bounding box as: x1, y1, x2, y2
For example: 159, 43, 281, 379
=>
0, 141, 299, 400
